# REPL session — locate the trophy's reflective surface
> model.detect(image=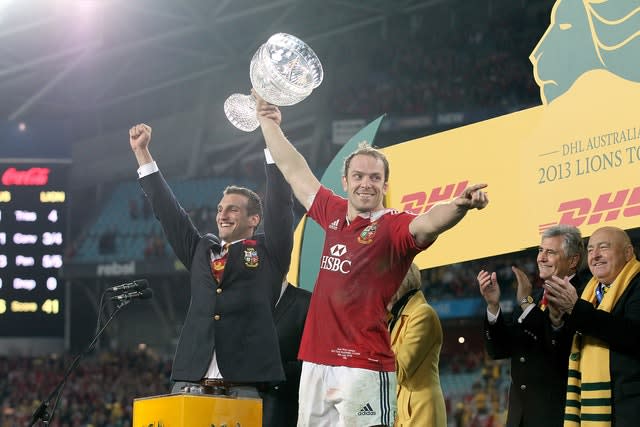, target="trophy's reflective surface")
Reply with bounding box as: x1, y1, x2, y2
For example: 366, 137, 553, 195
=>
225, 33, 324, 132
